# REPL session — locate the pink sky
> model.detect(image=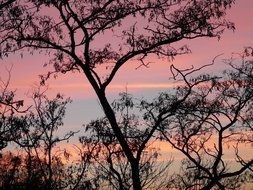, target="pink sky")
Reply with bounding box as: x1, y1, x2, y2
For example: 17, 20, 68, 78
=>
0, 0, 252, 118
1, 1, 252, 97
1, 0, 253, 162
